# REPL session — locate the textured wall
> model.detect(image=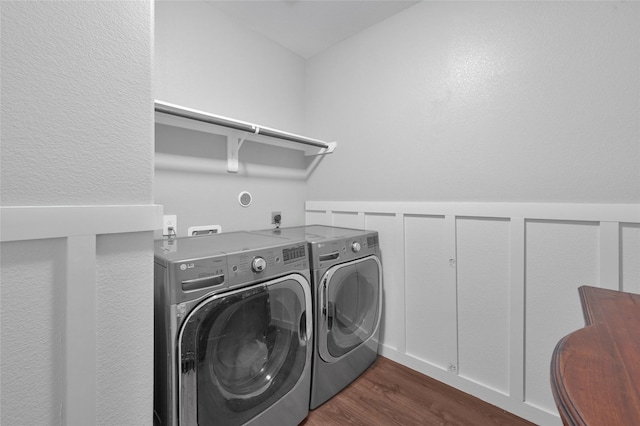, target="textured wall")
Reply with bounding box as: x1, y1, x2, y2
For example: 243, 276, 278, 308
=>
1, 2, 154, 425
155, 124, 309, 235
1, 239, 67, 425
1, 1, 153, 206
154, 1, 310, 234
305, 1, 640, 203
95, 233, 154, 424
155, 1, 306, 132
